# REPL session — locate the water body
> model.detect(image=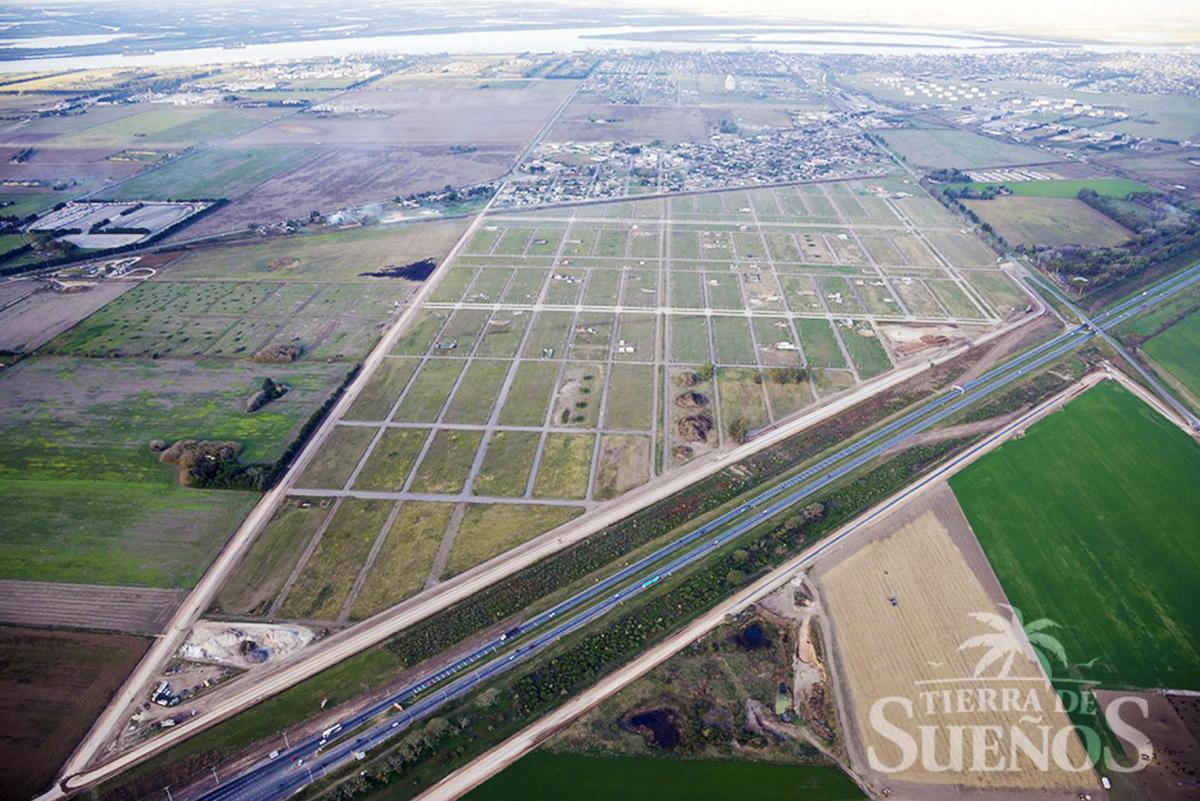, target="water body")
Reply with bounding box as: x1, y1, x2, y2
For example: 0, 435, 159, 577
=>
0, 23, 1073, 73
0, 33, 133, 50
